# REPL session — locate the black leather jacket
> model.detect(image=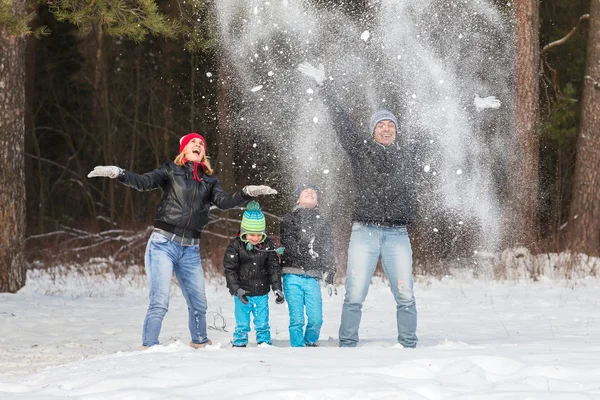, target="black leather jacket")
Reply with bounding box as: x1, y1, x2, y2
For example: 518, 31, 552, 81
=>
118, 161, 250, 237
224, 237, 282, 297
